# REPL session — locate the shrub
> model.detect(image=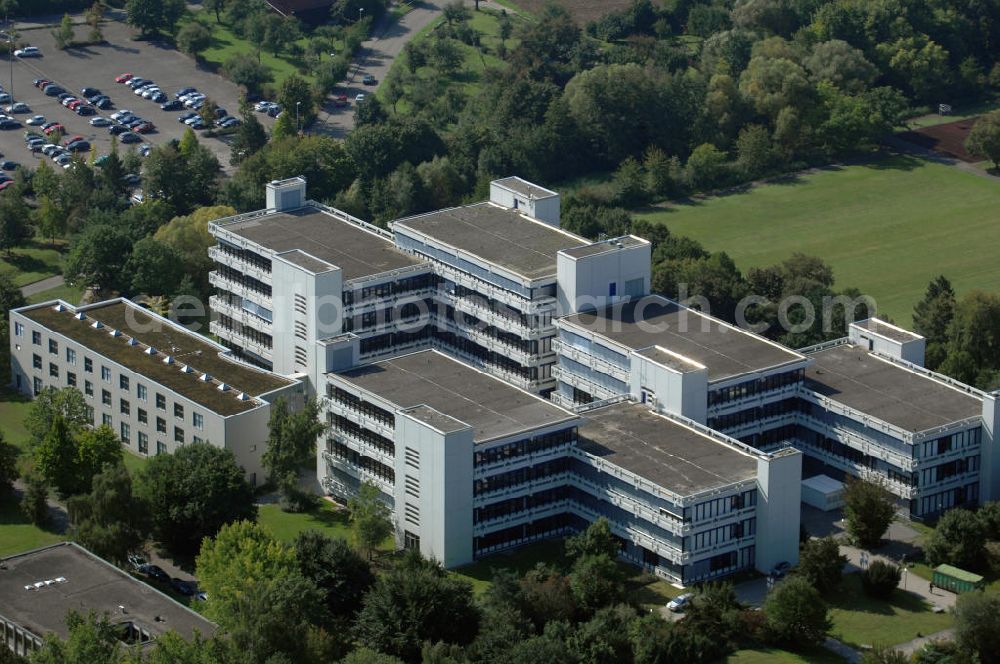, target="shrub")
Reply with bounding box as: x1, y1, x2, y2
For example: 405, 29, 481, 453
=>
862, 560, 902, 599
